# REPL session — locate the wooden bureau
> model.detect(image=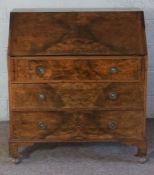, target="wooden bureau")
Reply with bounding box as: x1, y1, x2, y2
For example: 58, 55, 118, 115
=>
8, 10, 148, 163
